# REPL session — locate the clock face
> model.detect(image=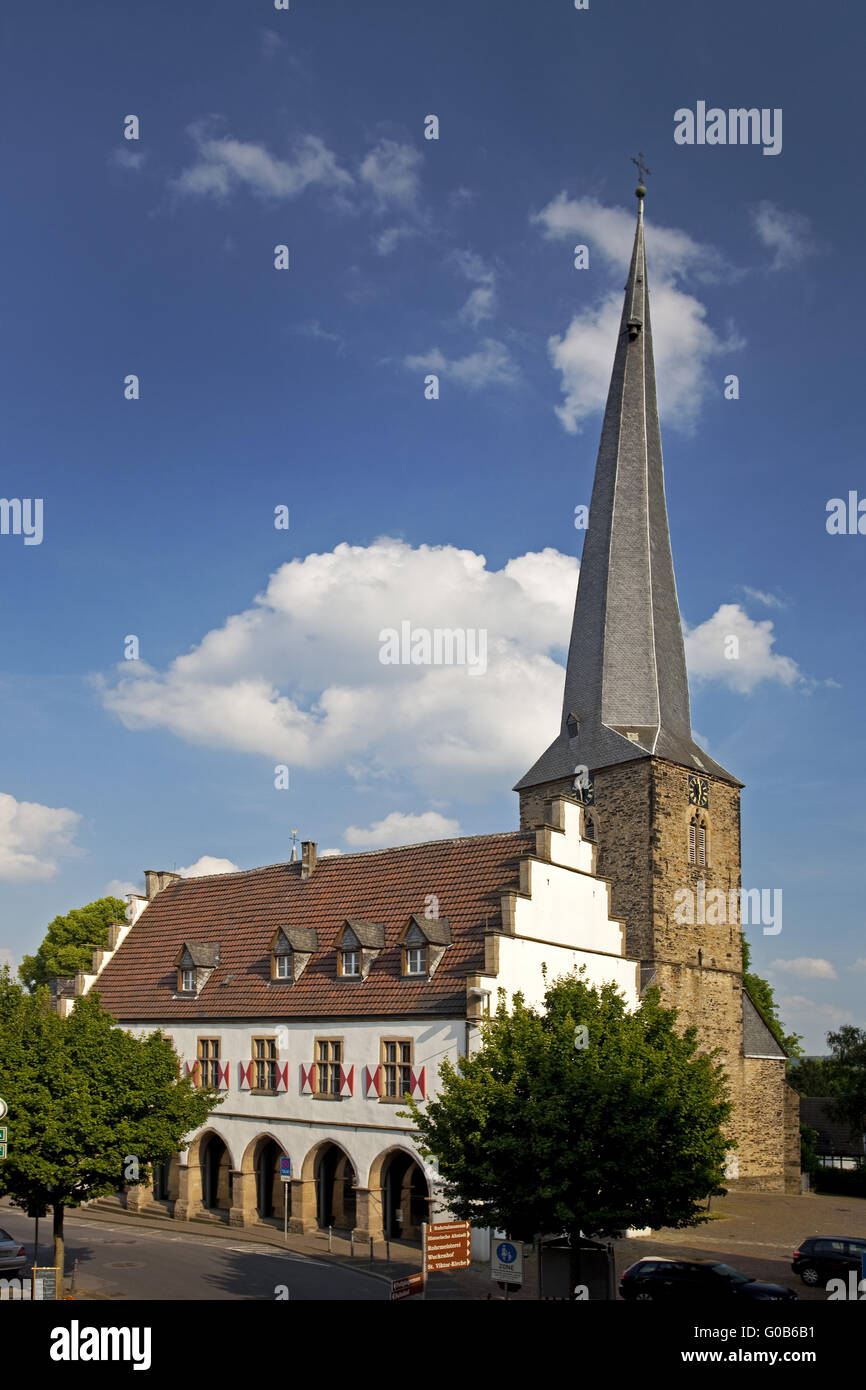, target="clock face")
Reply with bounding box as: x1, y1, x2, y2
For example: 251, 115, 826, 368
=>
688, 774, 708, 808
